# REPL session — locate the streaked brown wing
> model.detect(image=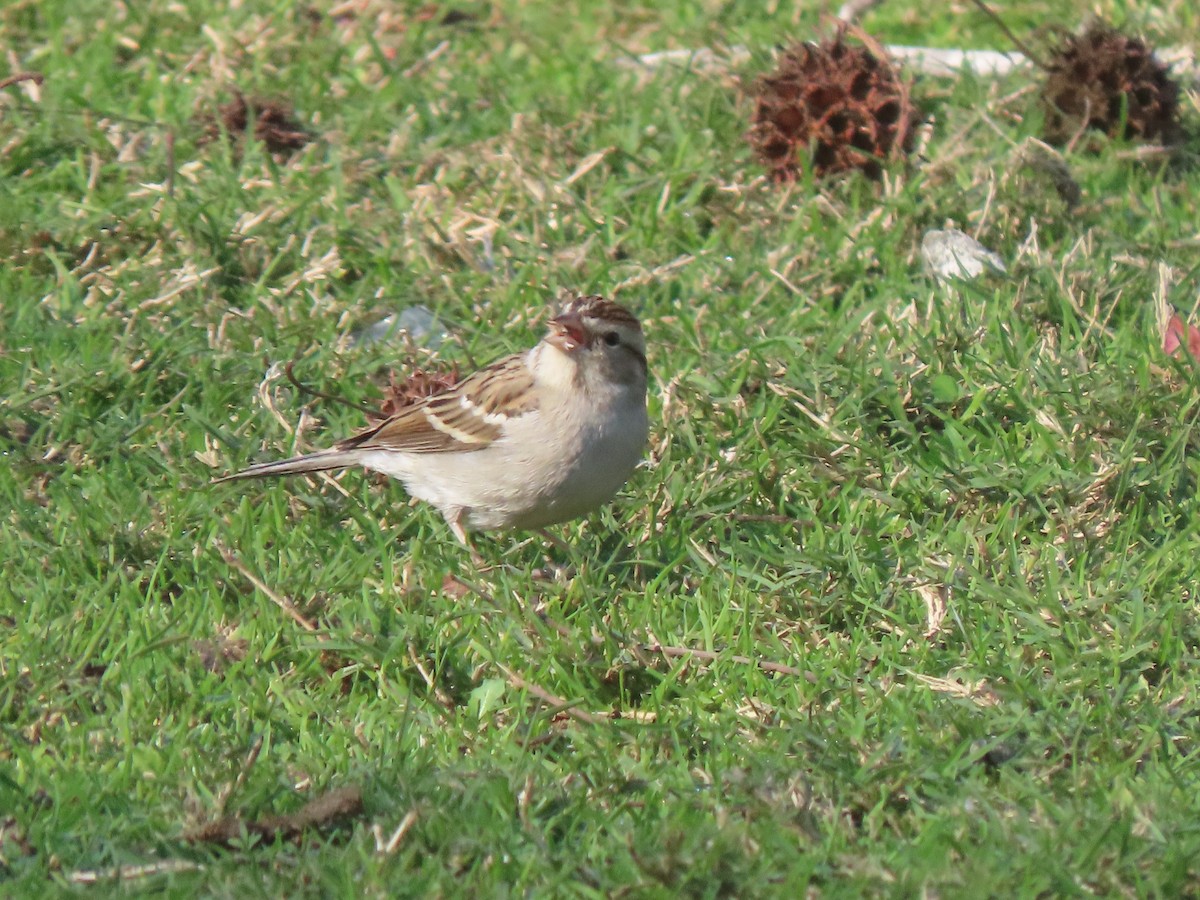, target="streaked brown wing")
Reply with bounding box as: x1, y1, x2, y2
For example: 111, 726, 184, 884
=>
337, 353, 538, 454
